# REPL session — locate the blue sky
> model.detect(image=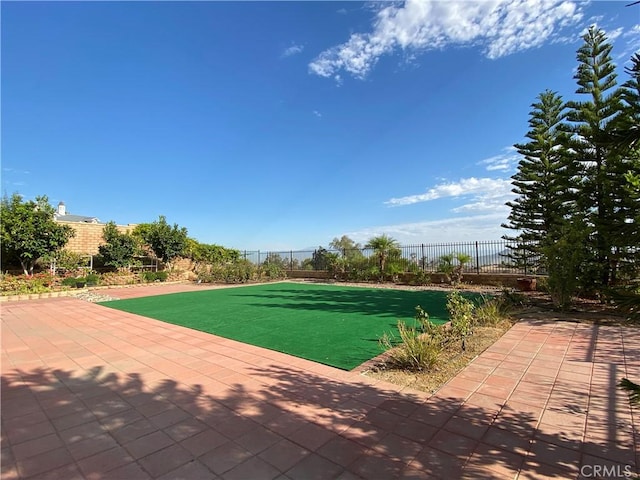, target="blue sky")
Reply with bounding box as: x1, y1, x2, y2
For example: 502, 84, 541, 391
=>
2, 1, 639, 251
